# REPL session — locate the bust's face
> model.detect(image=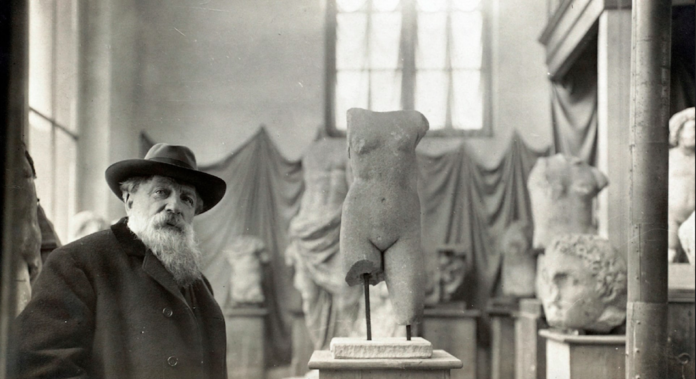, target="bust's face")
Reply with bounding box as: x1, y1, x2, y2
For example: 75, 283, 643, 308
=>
680, 120, 695, 149
537, 252, 604, 330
